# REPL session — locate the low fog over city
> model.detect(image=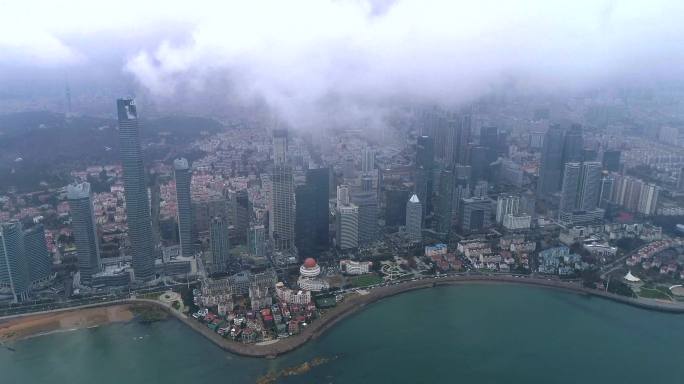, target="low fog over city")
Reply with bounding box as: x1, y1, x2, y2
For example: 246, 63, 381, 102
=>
3, 1, 684, 383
